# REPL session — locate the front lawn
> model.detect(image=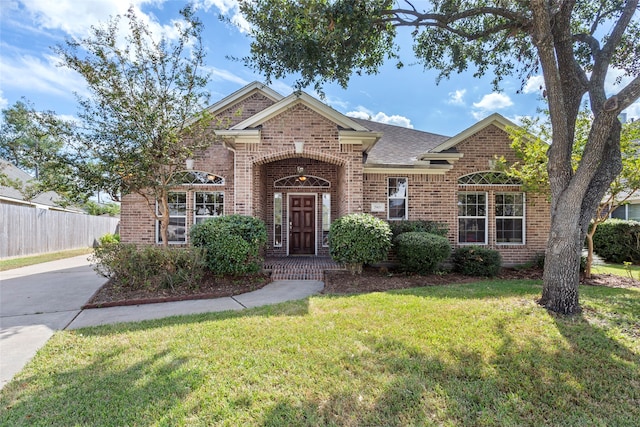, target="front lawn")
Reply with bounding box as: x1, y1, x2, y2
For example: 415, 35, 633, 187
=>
591, 262, 640, 280
1, 280, 638, 426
